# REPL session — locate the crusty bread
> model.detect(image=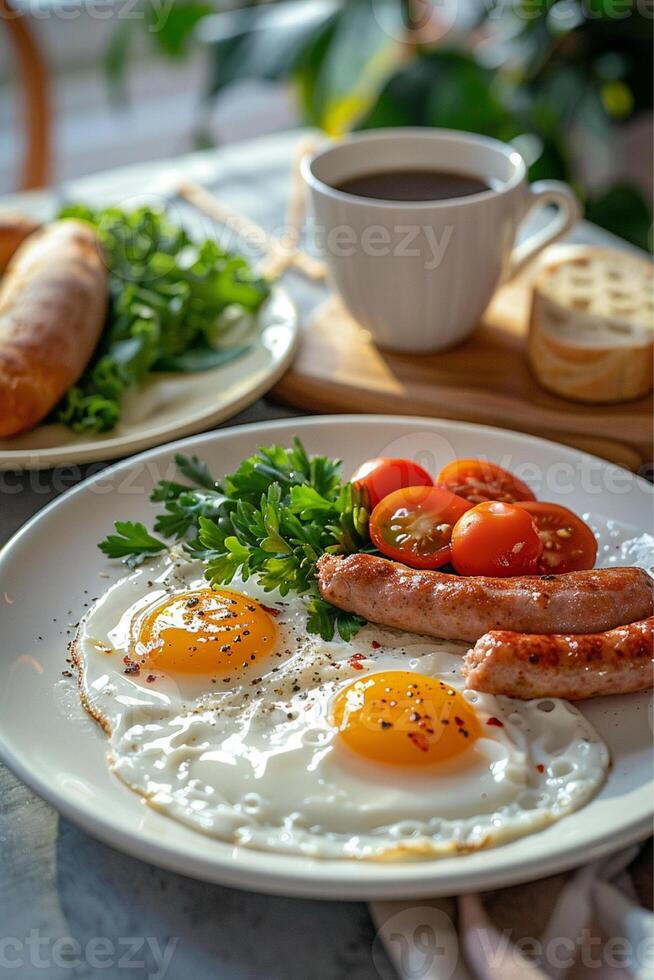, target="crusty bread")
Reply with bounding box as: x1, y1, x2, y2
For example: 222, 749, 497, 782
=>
0, 210, 41, 274
528, 248, 653, 404
0, 220, 108, 438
